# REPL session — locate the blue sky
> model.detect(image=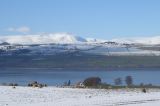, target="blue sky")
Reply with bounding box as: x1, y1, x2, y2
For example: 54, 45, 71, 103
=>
0, 0, 160, 39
